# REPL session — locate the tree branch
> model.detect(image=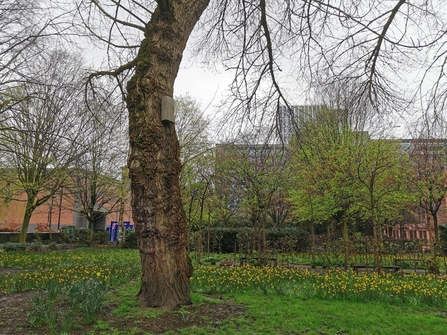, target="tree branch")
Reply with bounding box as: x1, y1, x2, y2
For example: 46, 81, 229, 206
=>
91, 0, 145, 32
367, 0, 407, 83
87, 58, 137, 81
